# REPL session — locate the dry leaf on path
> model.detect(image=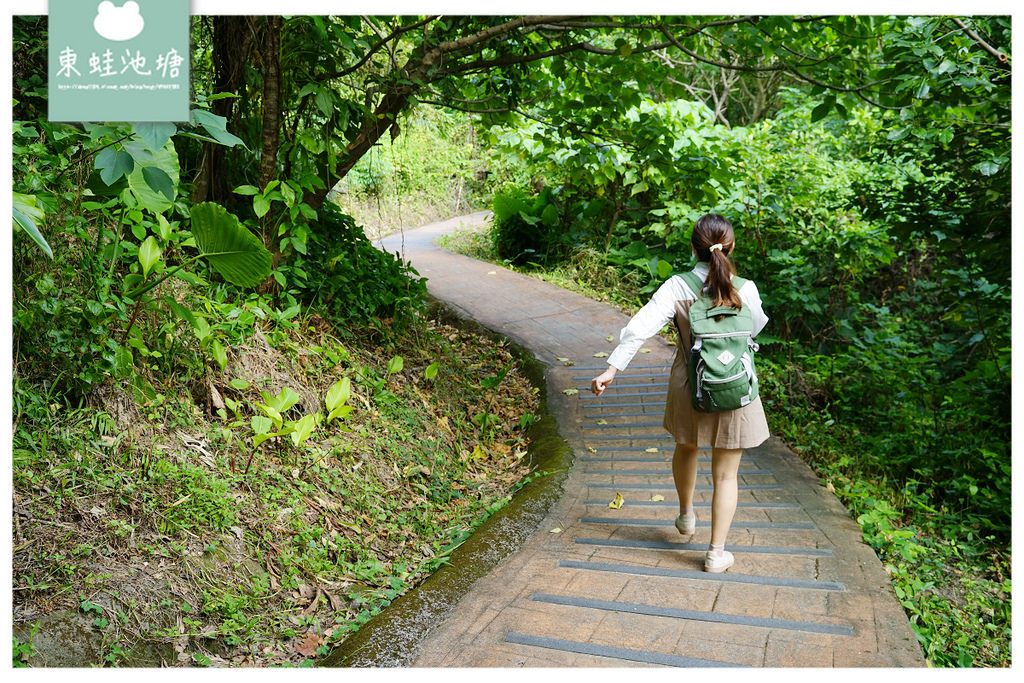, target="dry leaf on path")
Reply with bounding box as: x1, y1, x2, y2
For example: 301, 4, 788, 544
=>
606, 335, 614, 342
645, 447, 659, 453
650, 494, 665, 502
592, 351, 609, 358
487, 271, 497, 275
638, 348, 652, 354
562, 388, 579, 396
608, 492, 624, 509
597, 419, 608, 425
549, 527, 562, 534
